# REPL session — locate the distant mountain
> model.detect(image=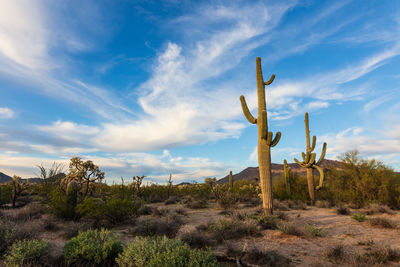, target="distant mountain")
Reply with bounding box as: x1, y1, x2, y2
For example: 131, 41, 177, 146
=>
0, 171, 52, 184
0, 172, 12, 183
218, 159, 340, 184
